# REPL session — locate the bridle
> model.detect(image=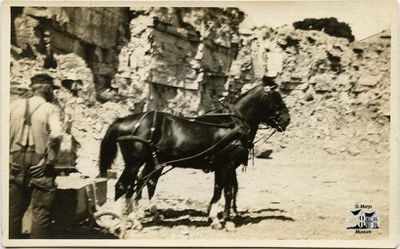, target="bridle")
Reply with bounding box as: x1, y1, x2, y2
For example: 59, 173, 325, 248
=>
256, 86, 285, 128
263, 110, 285, 131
